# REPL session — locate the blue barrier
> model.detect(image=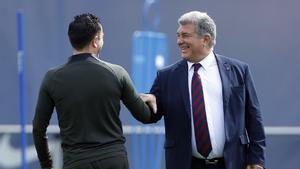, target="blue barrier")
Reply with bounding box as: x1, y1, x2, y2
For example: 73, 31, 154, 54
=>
131, 30, 168, 169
